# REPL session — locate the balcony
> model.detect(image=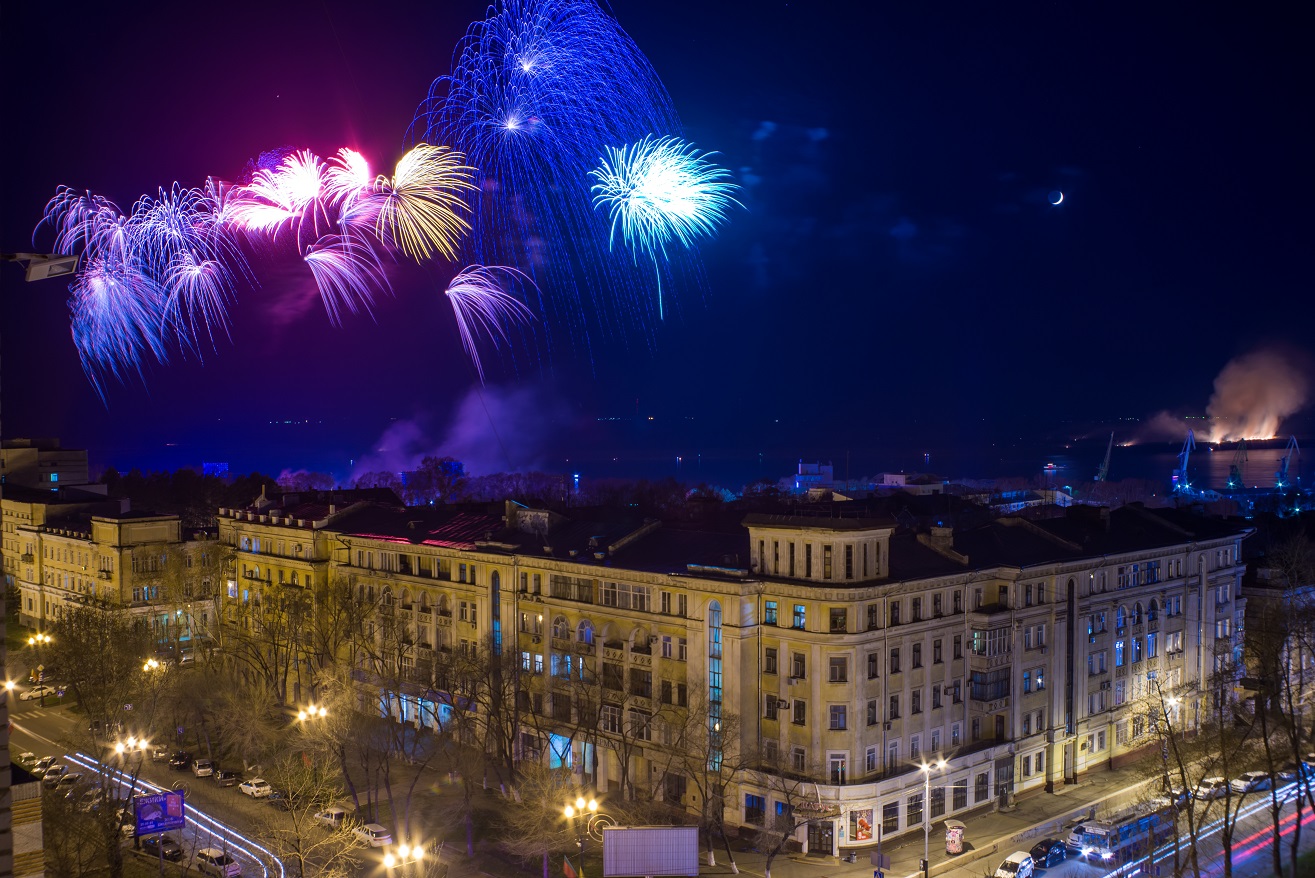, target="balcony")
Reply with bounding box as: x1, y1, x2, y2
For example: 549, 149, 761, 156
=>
968, 652, 1011, 674
98, 570, 113, 580
21, 553, 34, 564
